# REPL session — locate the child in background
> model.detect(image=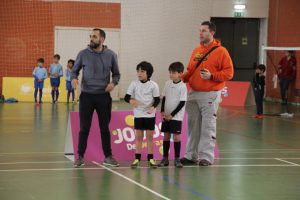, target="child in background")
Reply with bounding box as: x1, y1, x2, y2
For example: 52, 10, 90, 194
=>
124, 61, 160, 168
49, 54, 63, 103
32, 58, 47, 104
253, 64, 266, 119
65, 59, 75, 103
158, 62, 187, 168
